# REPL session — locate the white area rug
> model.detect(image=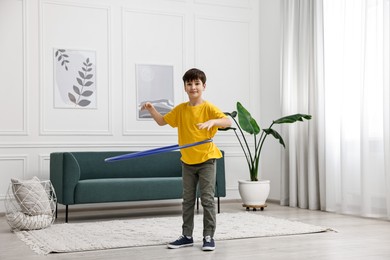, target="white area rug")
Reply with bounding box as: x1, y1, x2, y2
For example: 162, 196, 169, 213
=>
15, 212, 332, 255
